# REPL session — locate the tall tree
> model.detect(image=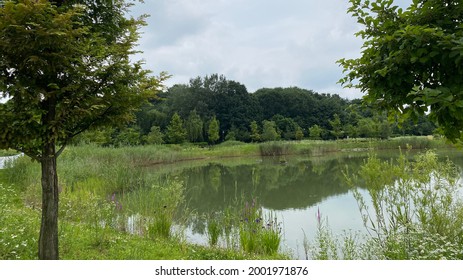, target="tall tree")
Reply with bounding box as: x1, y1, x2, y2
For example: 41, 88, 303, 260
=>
339, 0, 463, 142
0, 0, 165, 259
